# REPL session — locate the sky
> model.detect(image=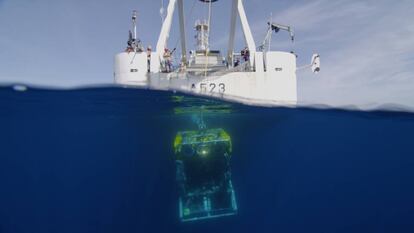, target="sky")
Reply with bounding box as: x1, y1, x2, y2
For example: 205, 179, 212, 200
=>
0, 0, 413, 109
